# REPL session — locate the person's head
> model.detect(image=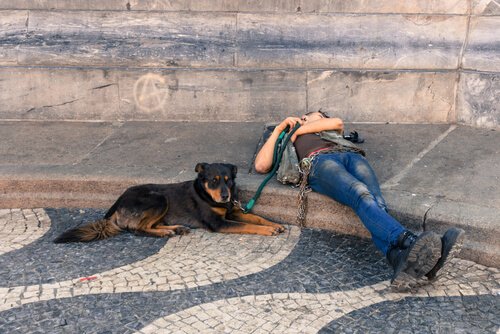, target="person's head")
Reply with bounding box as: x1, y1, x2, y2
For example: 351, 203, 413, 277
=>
300, 110, 330, 123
